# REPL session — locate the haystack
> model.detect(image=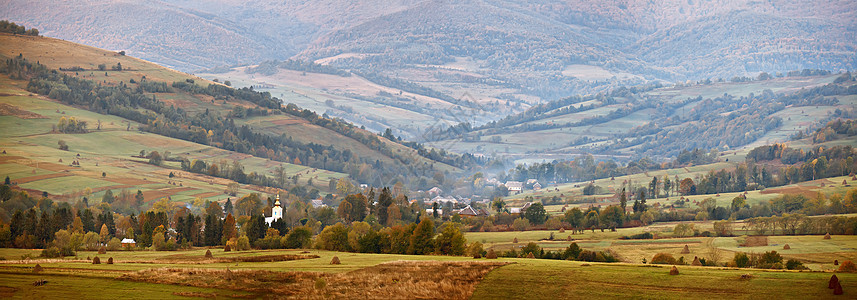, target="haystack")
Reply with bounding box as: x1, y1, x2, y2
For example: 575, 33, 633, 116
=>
224, 244, 231, 252
486, 249, 498, 259
559, 227, 565, 233
107, 257, 114, 264
567, 235, 573, 241
691, 256, 702, 266
205, 249, 213, 258
680, 245, 690, 254
835, 259, 839, 266
513, 237, 518, 244
98, 246, 106, 254
783, 244, 791, 250
225, 268, 234, 280
526, 252, 535, 259
669, 266, 679, 275
330, 256, 341, 265
825, 233, 832, 239
829, 274, 839, 289
33, 264, 43, 273
473, 253, 482, 259
92, 256, 100, 264
833, 281, 843, 295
